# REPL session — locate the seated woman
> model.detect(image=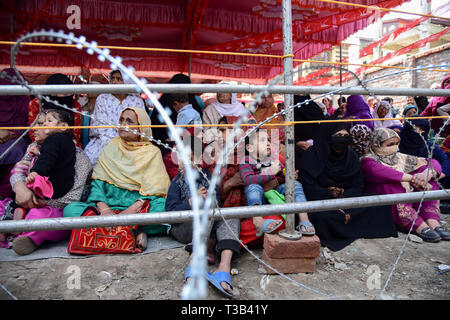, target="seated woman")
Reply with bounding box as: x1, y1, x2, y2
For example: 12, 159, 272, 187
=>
297, 122, 398, 251
372, 101, 402, 131
361, 128, 450, 242
343, 95, 374, 131
64, 107, 171, 251
0, 113, 91, 255
399, 116, 450, 188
